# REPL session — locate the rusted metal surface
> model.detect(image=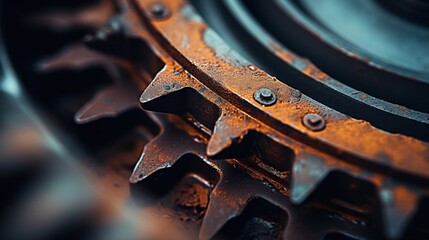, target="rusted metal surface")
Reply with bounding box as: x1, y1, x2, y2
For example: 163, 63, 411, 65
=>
193, 0, 429, 141
1, 0, 428, 239
129, 0, 428, 238
130, 0, 429, 181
